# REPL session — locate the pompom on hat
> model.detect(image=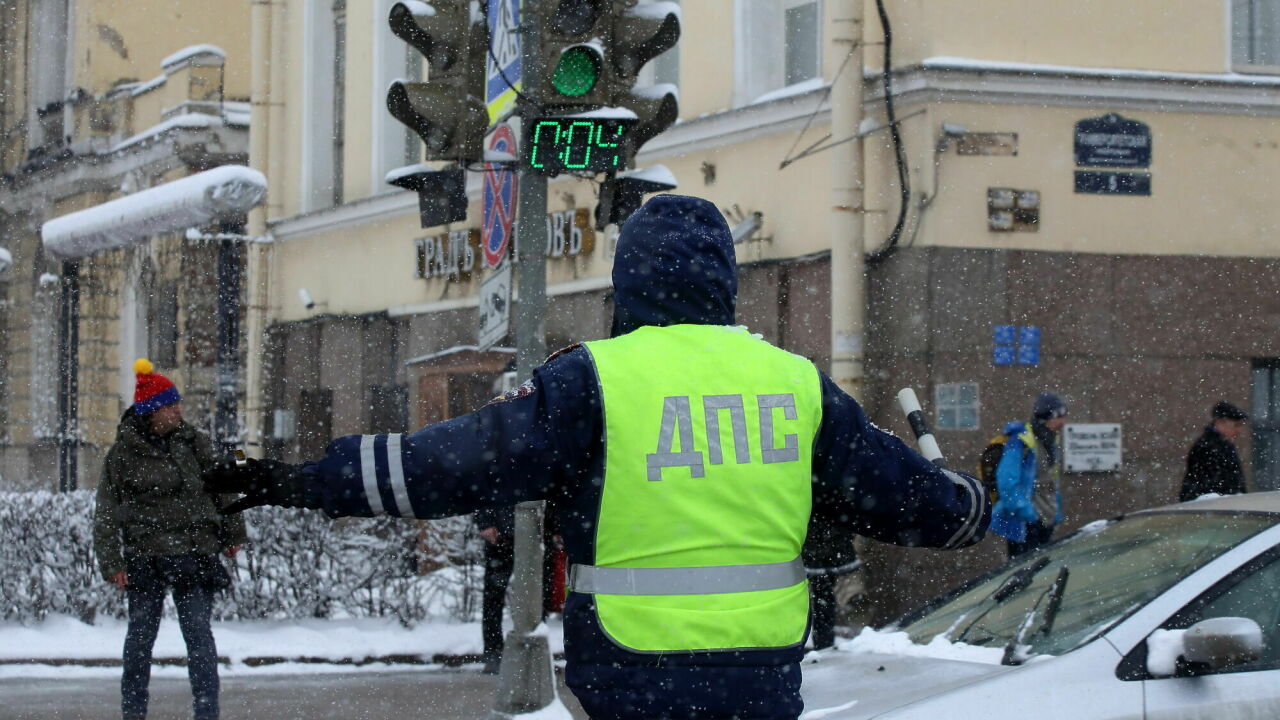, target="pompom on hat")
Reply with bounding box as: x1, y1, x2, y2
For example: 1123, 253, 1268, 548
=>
132, 358, 181, 415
